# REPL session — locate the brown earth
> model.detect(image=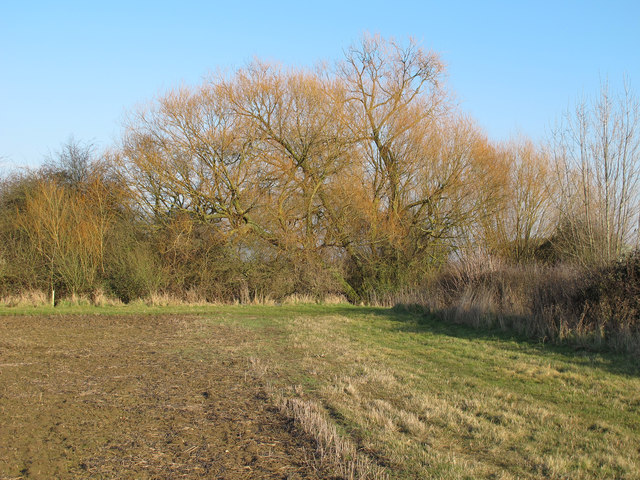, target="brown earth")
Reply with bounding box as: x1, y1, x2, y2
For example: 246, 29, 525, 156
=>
0, 315, 329, 479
